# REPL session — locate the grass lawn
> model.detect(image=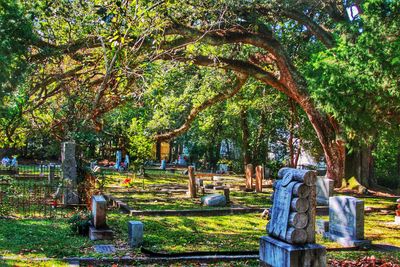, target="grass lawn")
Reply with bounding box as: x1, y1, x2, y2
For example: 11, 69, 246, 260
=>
0, 210, 399, 265
108, 190, 272, 211
106, 172, 273, 211
1, 173, 400, 267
